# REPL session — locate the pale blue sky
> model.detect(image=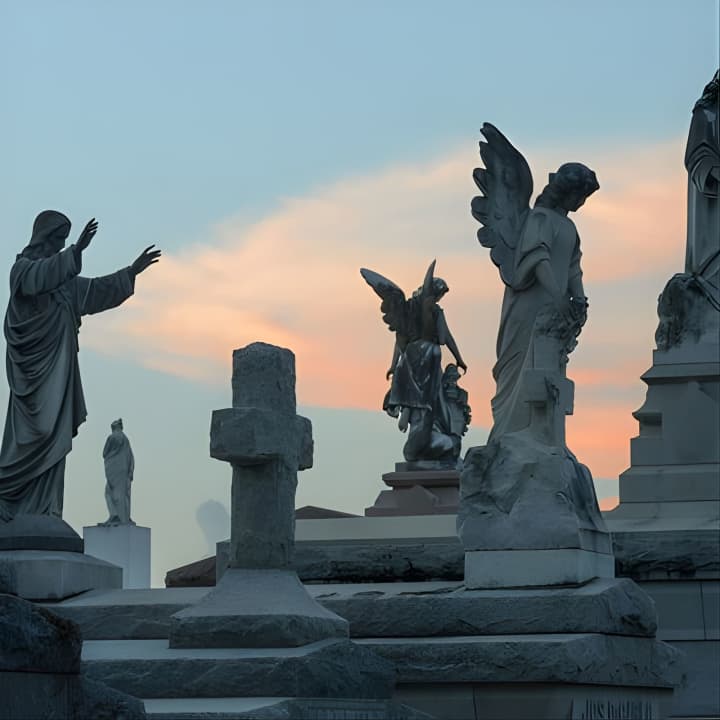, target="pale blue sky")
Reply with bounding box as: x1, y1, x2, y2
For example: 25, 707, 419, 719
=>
1, 1, 718, 585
